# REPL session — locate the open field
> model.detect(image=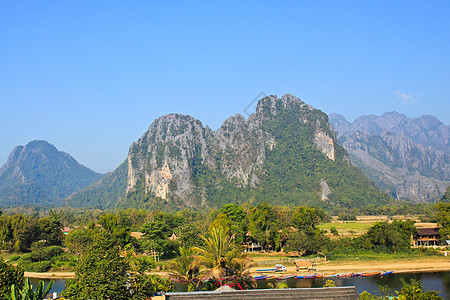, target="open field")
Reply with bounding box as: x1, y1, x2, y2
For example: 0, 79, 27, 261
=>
318, 215, 438, 238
